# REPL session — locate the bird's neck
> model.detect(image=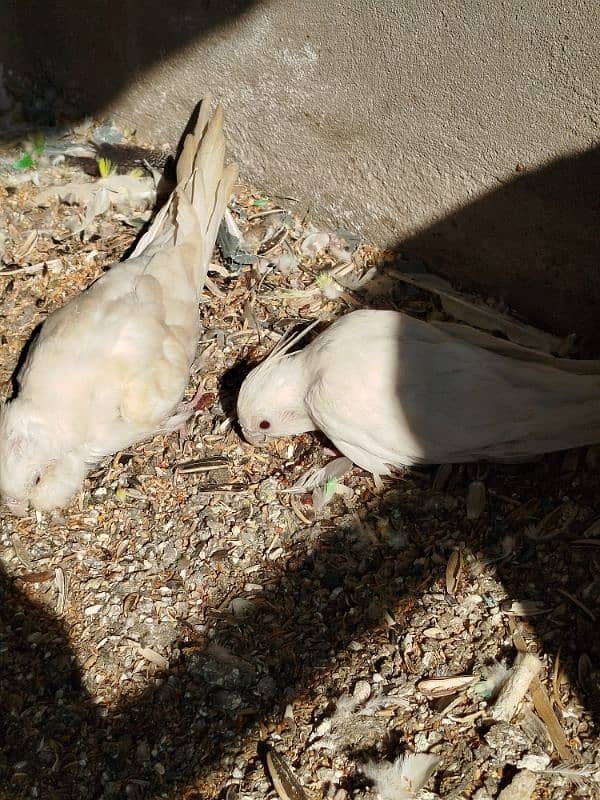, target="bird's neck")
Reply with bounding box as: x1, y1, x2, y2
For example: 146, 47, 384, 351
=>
276, 354, 315, 434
